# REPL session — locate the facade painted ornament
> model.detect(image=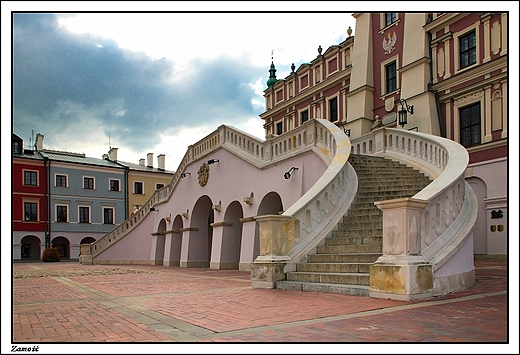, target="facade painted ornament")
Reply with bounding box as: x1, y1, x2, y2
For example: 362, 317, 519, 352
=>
382, 32, 397, 54
197, 162, 210, 187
